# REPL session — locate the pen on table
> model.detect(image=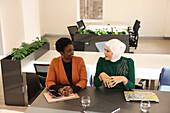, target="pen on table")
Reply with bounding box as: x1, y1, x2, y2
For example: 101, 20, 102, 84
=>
111, 108, 120, 113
